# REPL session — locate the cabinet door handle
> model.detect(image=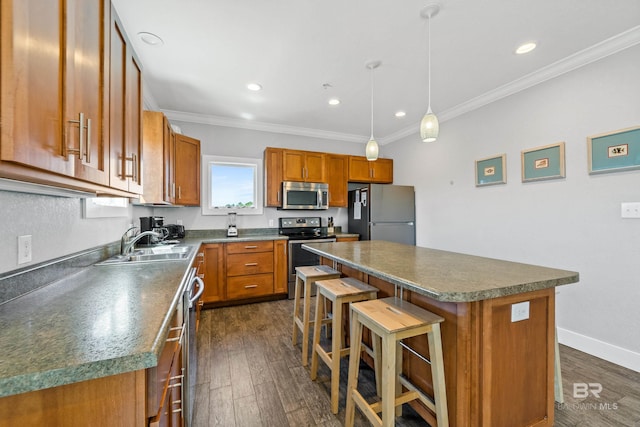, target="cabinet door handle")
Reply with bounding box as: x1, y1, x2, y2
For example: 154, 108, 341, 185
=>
244, 285, 258, 289
85, 118, 91, 163
178, 186, 182, 200
65, 112, 90, 162
244, 262, 258, 266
